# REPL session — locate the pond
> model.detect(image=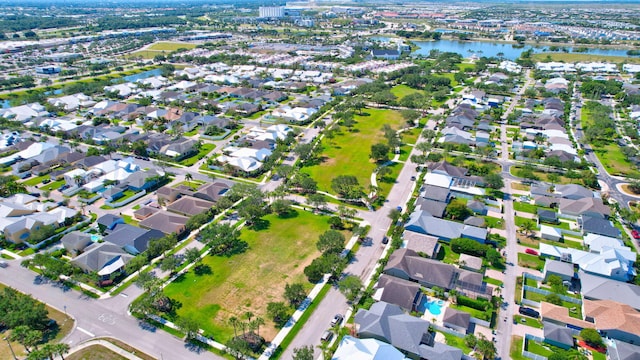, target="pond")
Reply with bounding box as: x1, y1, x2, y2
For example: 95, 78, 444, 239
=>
121, 68, 163, 83
412, 39, 634, 60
